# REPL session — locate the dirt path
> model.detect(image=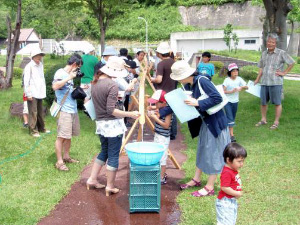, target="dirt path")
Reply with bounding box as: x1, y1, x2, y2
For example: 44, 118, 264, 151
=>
38, 125, 187, 225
